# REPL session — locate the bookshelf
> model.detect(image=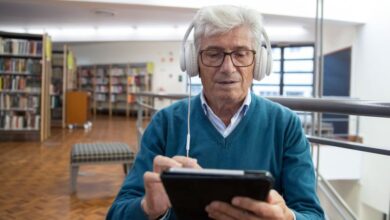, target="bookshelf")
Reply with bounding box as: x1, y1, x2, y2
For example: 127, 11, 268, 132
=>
110, 64, 127, 116
94, 65, 110, 115
0, 31, 51, 141
77, 62, 153, 117
127, 63, 153, 116
50, 45, 68, 128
